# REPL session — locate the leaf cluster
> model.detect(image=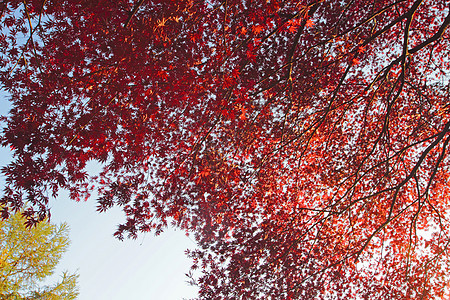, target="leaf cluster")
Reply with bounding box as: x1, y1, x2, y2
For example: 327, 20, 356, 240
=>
0, 211, 78, 299
1, 0, 450, 298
